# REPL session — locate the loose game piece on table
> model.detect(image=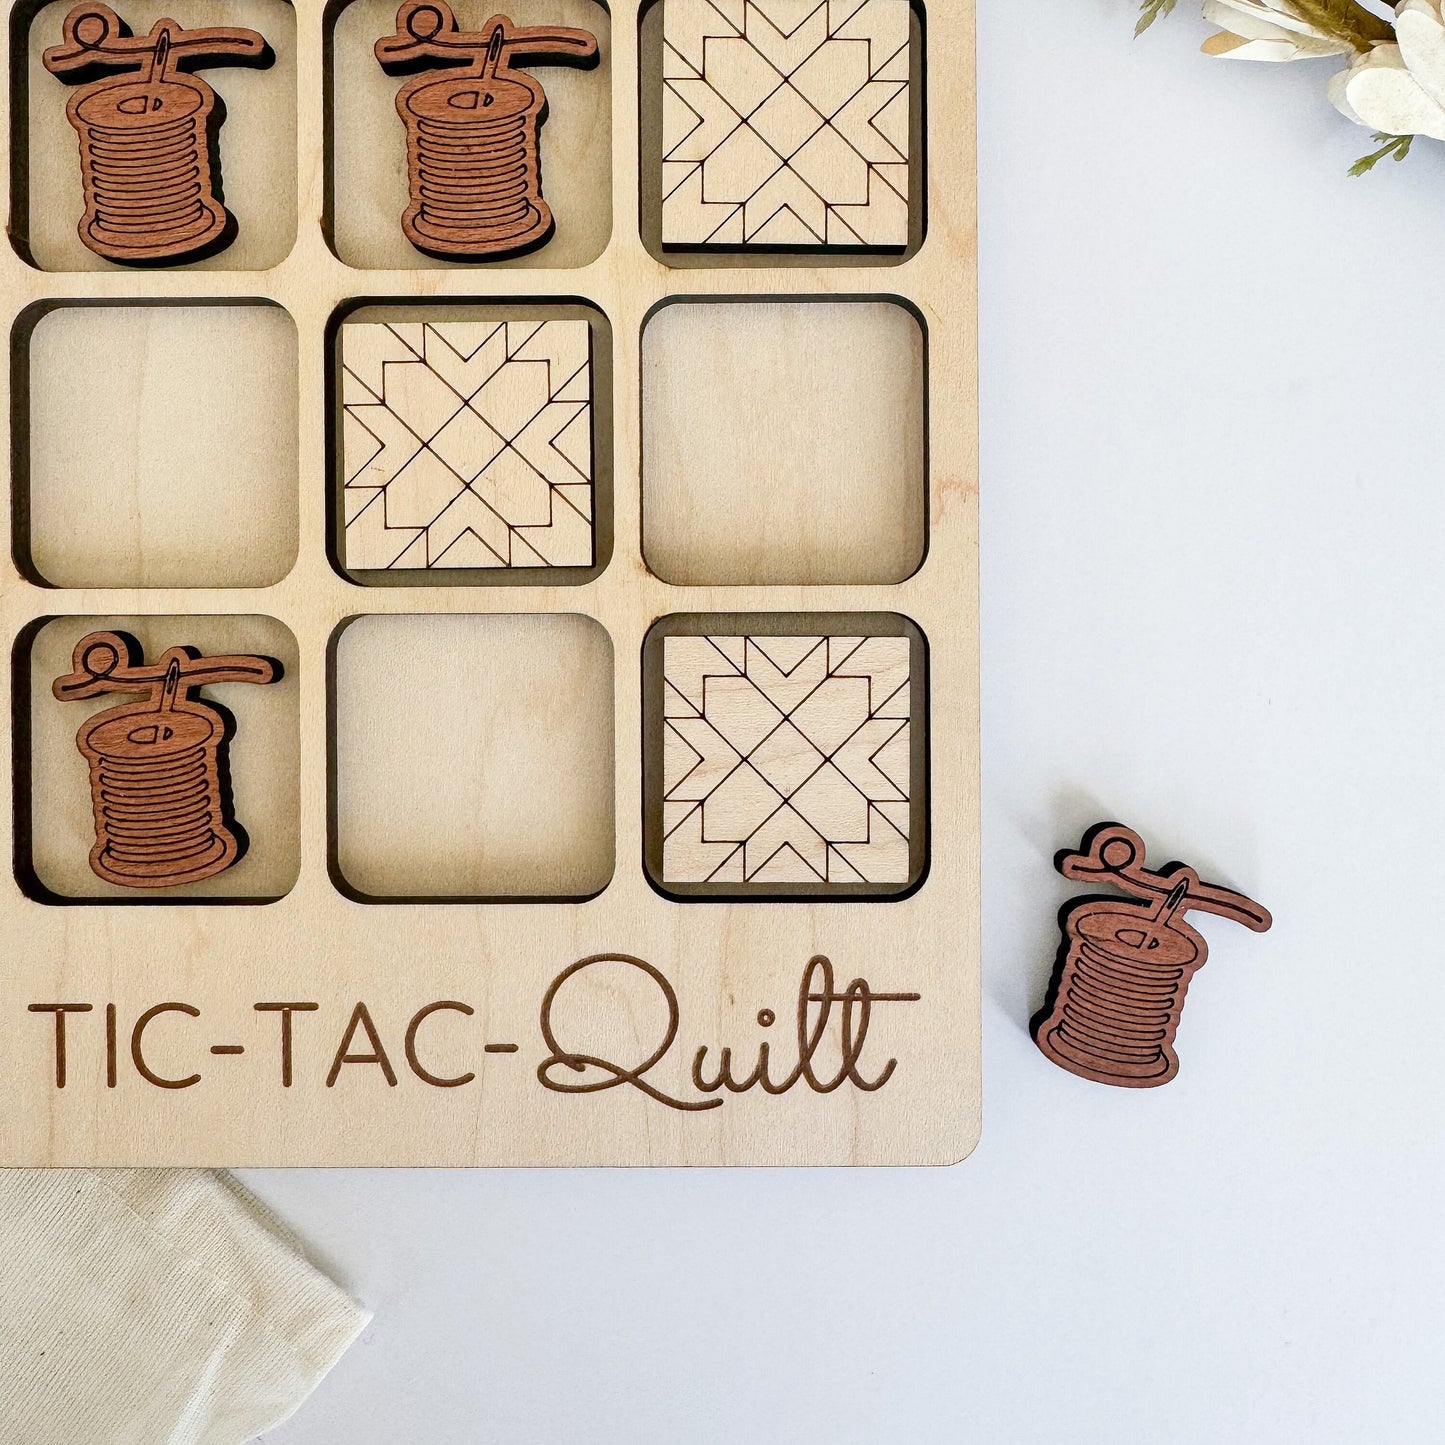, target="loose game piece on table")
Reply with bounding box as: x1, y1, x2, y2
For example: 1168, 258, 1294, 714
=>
375, 1, 599, 261
52, 631, 279, 889
43, 3, 272, 265
1032, 822, 1272, 1088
